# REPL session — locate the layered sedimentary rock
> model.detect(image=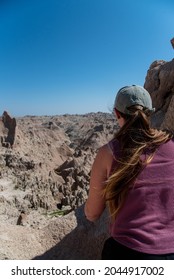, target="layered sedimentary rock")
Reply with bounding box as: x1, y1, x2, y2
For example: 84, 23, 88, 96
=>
144, 59, 174, 131
0, 112, 116, 259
